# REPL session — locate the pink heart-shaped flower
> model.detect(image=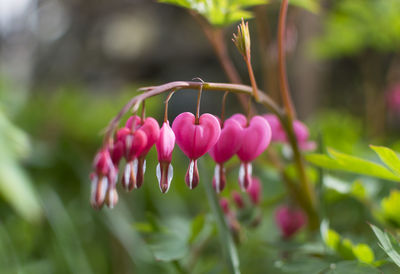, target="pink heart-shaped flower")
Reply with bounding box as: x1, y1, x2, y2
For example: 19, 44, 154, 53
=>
172, 112, 221, 159
125, 116, 160, 188
231, 114, 271, 190
209, 116, 244, 193
116, 127, 147, 161
232, 114, 271, 162
172, 112, 221, 189
209, 117, 244, 163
